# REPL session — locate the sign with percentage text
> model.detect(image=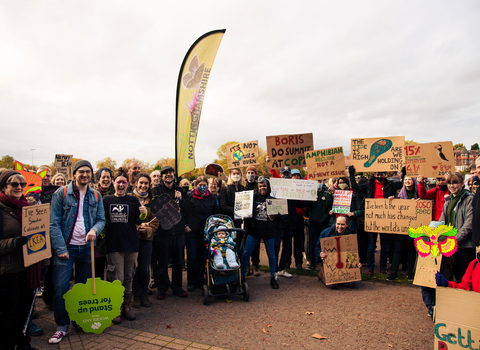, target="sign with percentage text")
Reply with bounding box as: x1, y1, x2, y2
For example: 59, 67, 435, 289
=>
405, 142, 454, 177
